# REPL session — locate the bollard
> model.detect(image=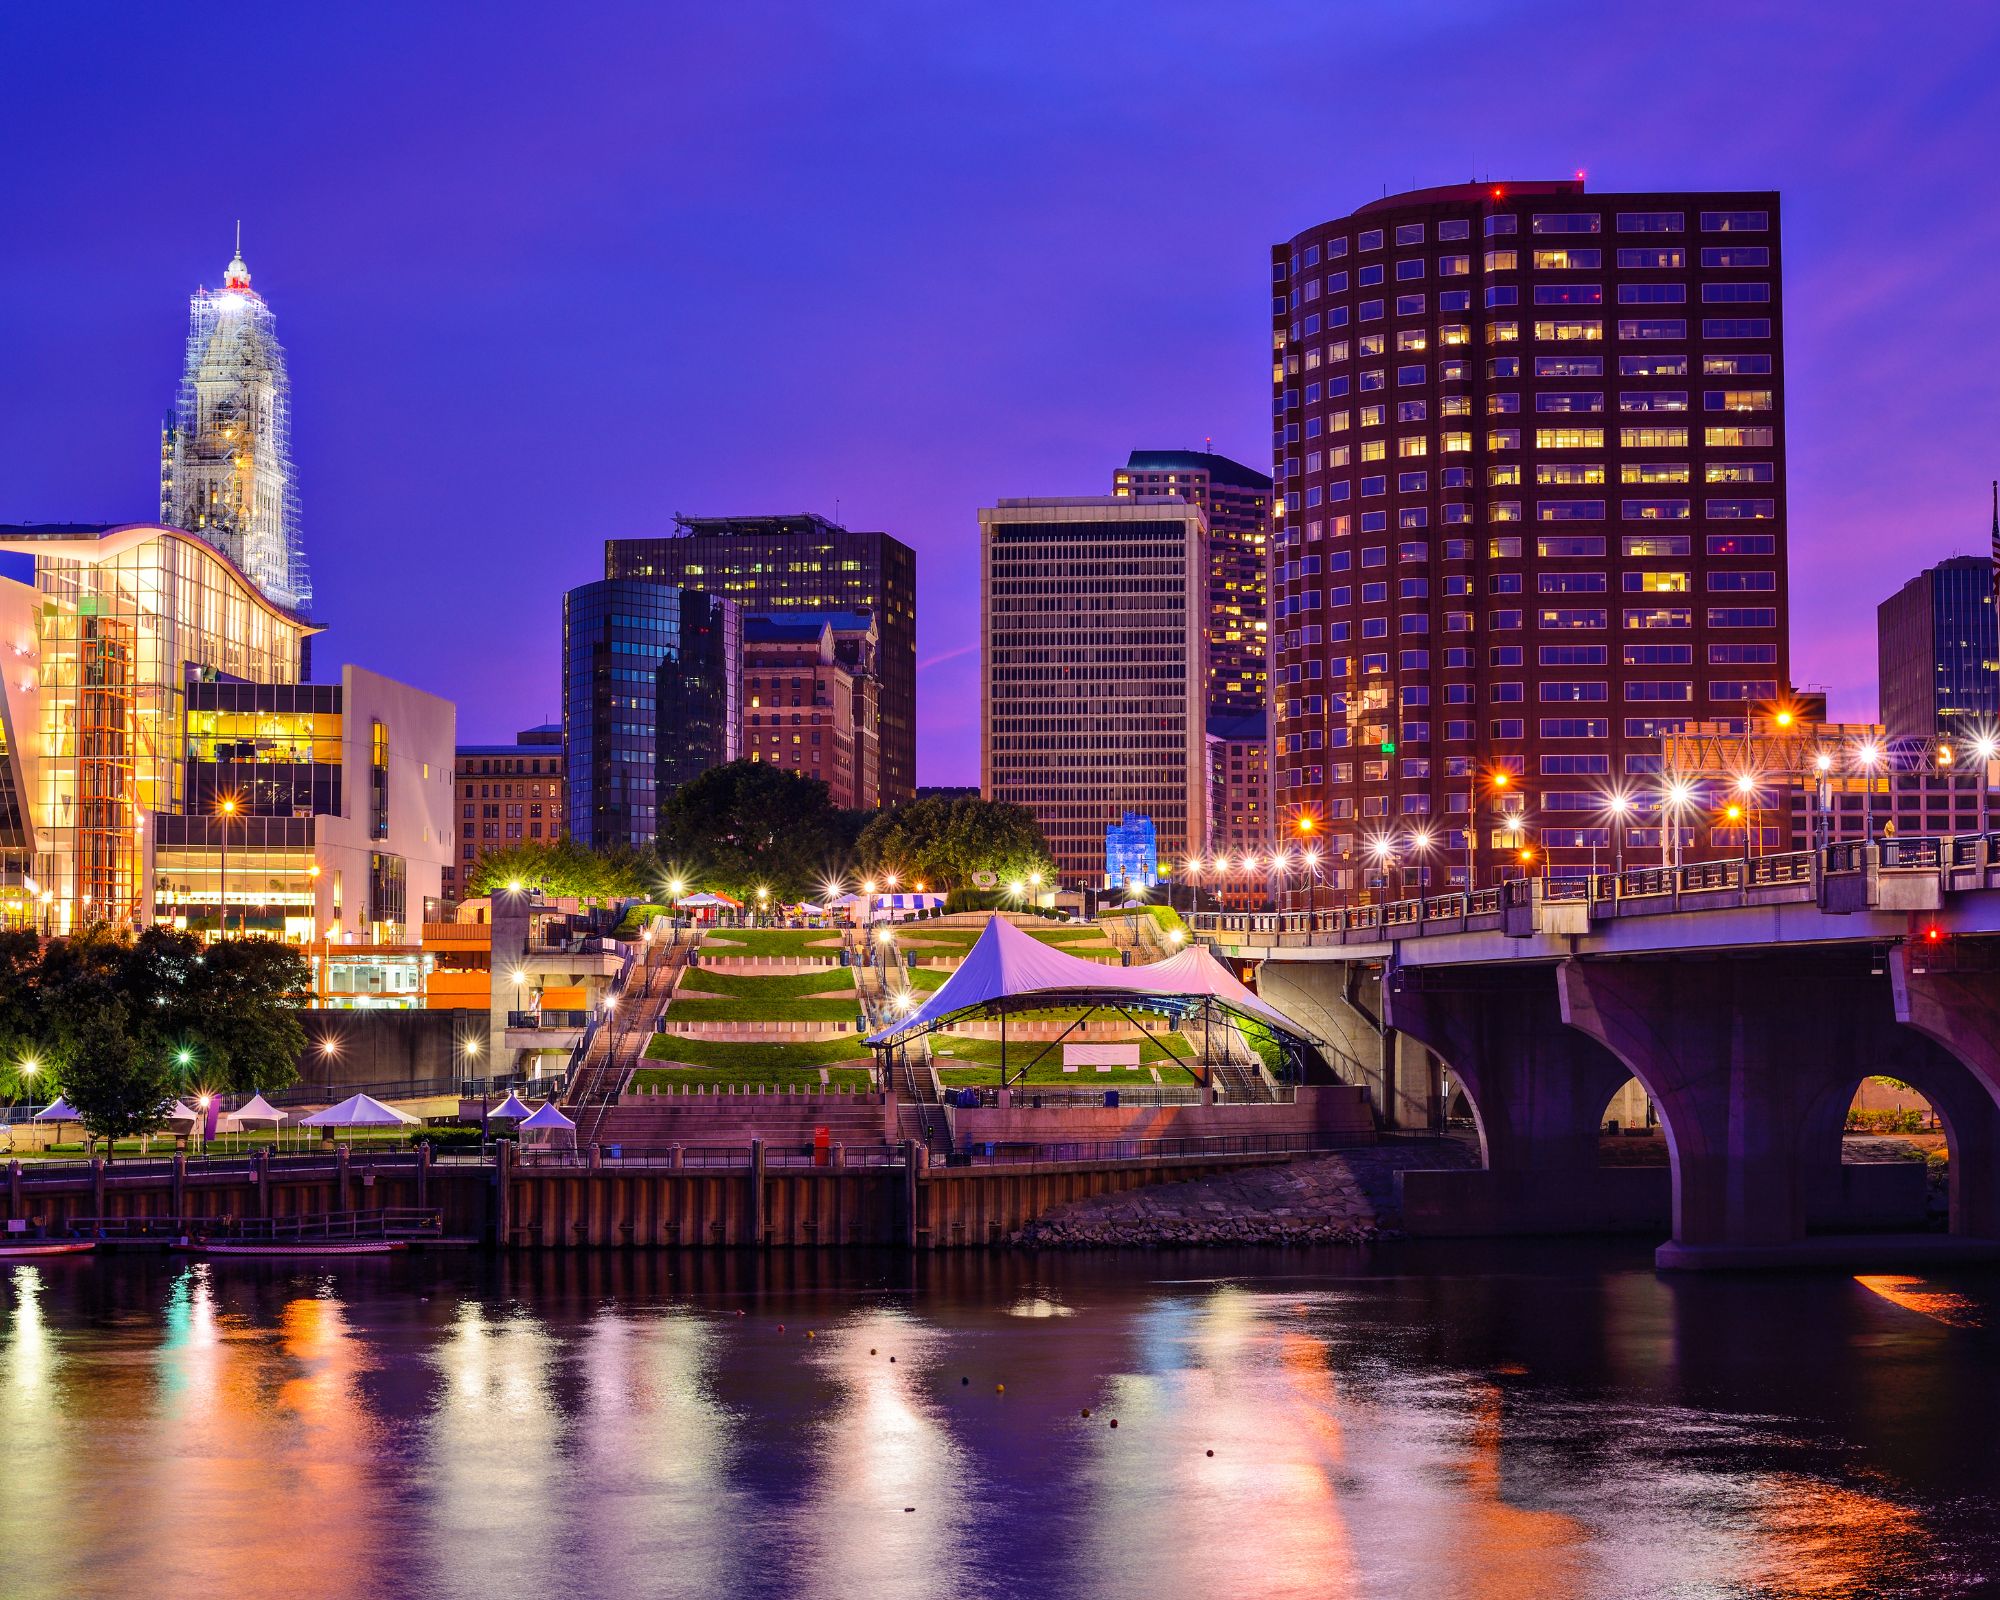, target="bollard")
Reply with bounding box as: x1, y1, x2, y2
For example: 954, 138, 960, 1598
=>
669, 1143, 684, 1170
748, 1137, 766, 1247
589, 1142, 603, 1171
